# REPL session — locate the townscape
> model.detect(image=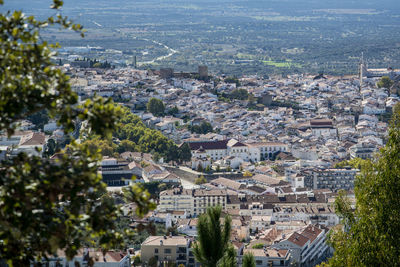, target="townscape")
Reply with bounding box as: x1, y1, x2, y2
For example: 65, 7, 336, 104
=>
4, 56, 400, 266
